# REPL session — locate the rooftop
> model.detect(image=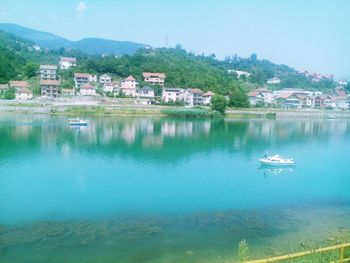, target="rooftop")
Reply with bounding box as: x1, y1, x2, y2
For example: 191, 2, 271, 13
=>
143, 72, 166, 79
60, 57, 76, 63
74, 73, 90, 78
40, 64, 57, 70
40, 80, 60, 86
9, 81, 29, 88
